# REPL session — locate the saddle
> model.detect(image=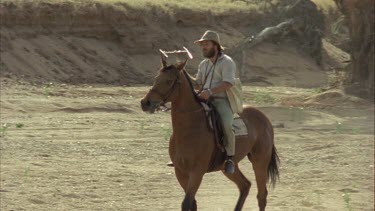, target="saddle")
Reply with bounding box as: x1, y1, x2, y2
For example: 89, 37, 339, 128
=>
201, 101, 249, 172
